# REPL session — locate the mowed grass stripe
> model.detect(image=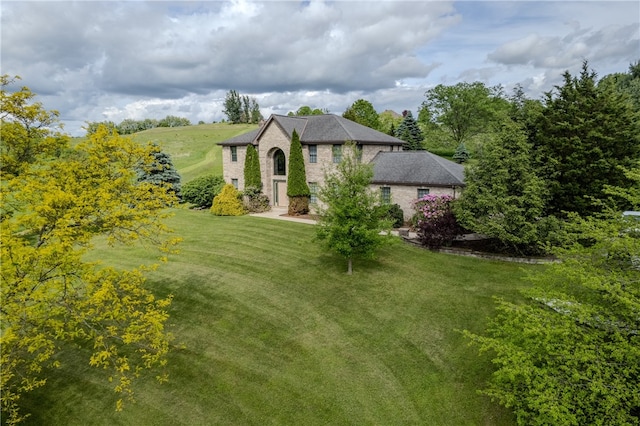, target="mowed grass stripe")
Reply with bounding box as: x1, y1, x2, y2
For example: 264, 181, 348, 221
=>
22, 209, 530, 425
